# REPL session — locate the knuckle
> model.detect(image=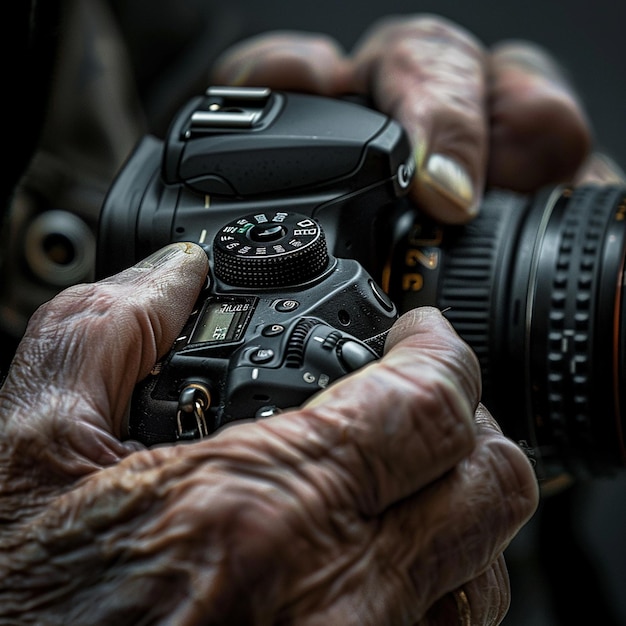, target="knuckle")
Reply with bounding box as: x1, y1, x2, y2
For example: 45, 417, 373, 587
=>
380, 13, 484, 55
470, 434, 539, 534
24, 282, 140, 364
412, 14, 485, 54
411, 367, 477, 445
34, 283, 114, 325
366, 360, 478, 477
437, 350, 482, 415
493, 439, 539, 520
362, 13, 485, 61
